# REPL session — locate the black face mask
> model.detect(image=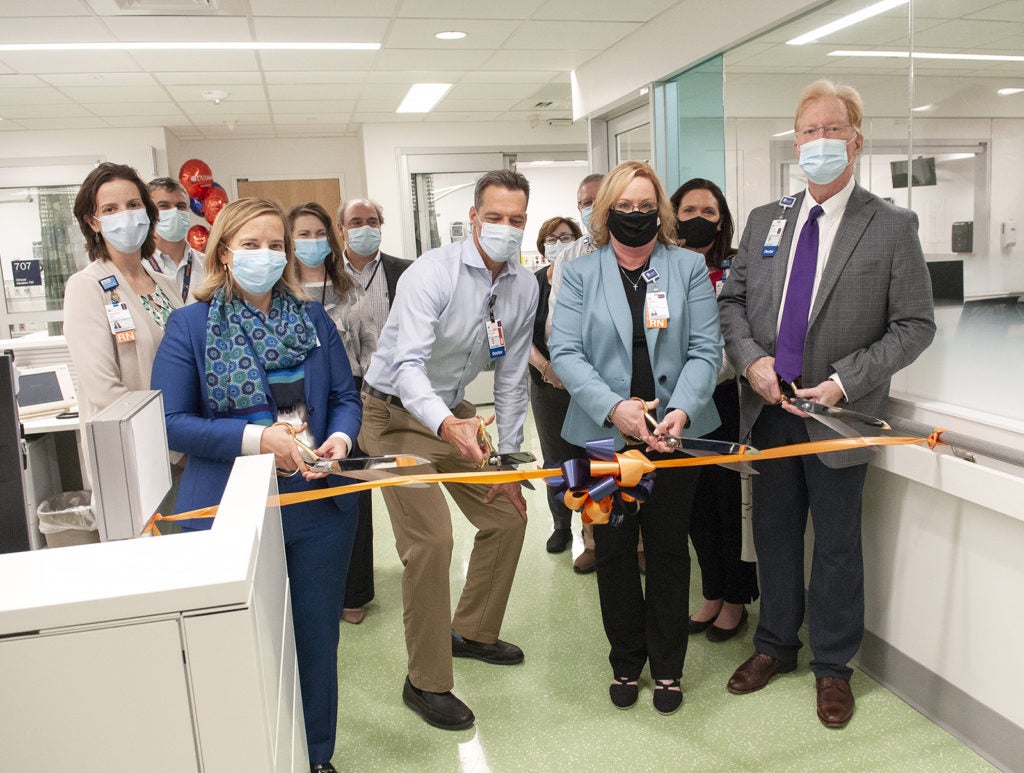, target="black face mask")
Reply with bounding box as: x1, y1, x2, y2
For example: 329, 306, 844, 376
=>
675, 216, 719, 249
607, 209, 659, 247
